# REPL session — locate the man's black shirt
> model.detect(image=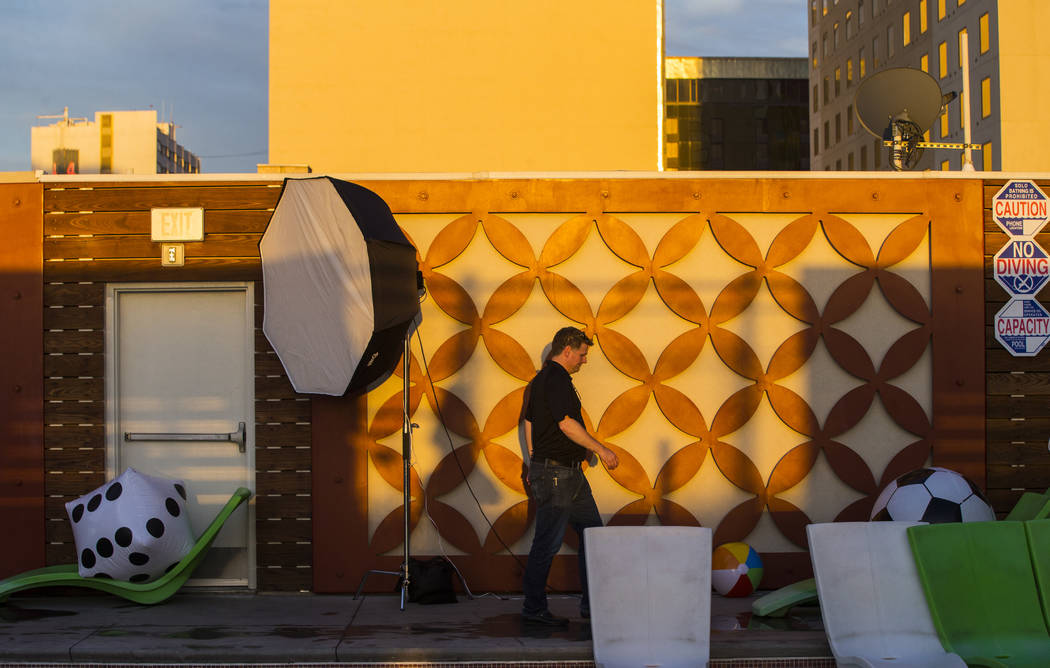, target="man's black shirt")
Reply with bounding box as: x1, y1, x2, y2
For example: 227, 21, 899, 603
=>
525, 360, 588, 463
